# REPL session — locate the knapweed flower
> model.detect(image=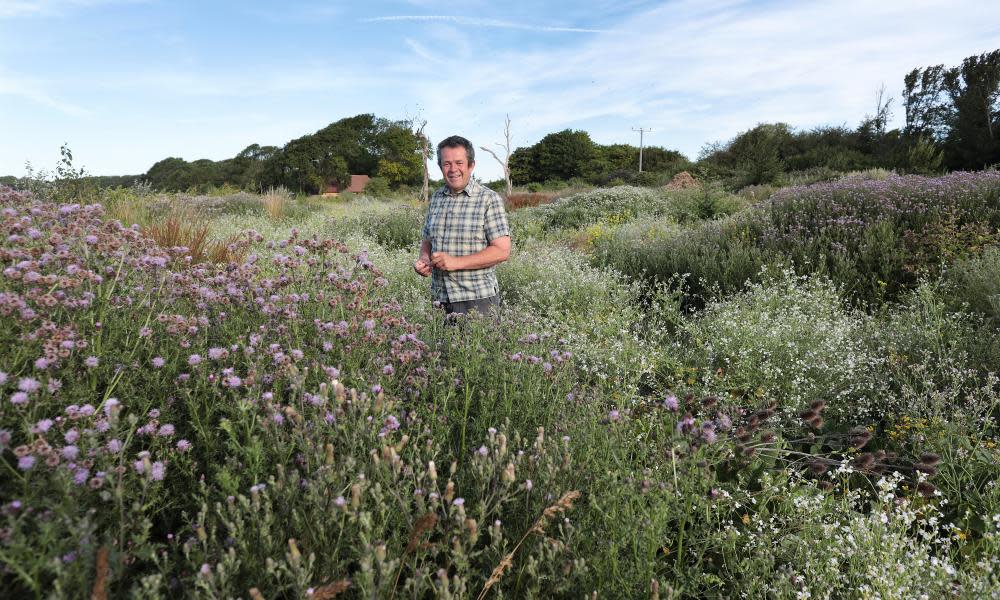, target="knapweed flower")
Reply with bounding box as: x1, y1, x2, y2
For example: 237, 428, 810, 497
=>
158, 424, 175, 437
34, 357, 50, 370
150, 461, 166, 481
664, 394, 679, 411
31, 418, 53, 433
379, 415, 400, 437
176, 439, 192, 452
208, 347, 227, 361
84, 356, 99, 368
10, 392, 29, 405
17, 377, 40, 393
17, 455, 35, 471
382, 364, 394, 376
107, 439, 123, 453
187, 354, 202, 366
476, 446, 489, 457
73, 468, 89, 485
608, 409, 621, 422
61, 445, 79, 460
151, 357, 165, 368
